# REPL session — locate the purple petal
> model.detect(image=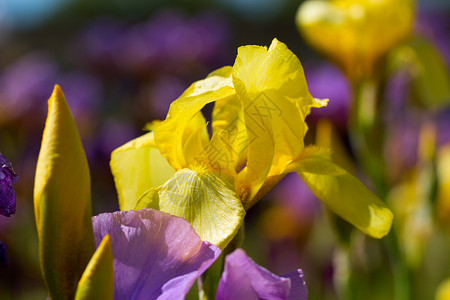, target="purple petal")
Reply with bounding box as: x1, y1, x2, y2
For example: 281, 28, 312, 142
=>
0, 154, 18, 217
0, 241, 9, 267
92, 209, 221, 300
216, 261, 259, 300
282, 270, 308, 300
217, 249, 307, 300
